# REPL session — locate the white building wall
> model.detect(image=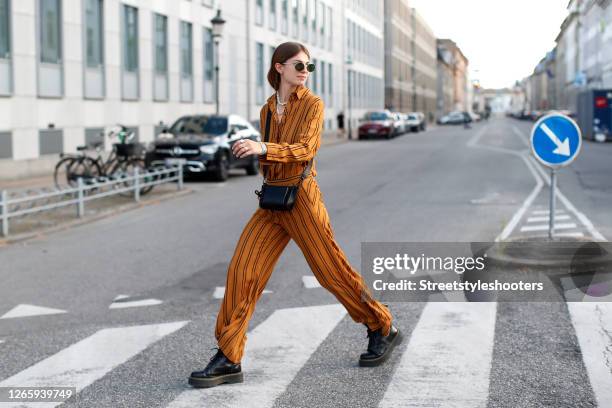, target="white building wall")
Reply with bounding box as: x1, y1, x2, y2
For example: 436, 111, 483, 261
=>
0, 0, 248, 179
1, 0, 366, 179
